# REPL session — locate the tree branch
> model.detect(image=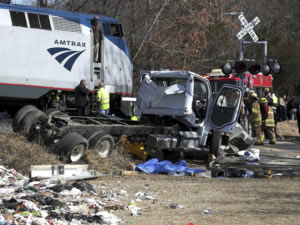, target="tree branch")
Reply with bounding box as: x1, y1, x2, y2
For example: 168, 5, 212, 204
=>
132, 0, 169, 62
74, 0, 90, 11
